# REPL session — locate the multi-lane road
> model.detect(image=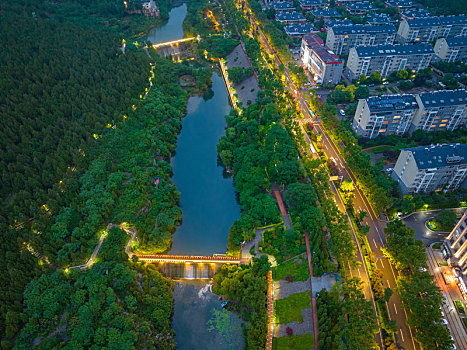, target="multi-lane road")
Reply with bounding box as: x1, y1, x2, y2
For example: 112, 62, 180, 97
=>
238, 2, 420, 348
